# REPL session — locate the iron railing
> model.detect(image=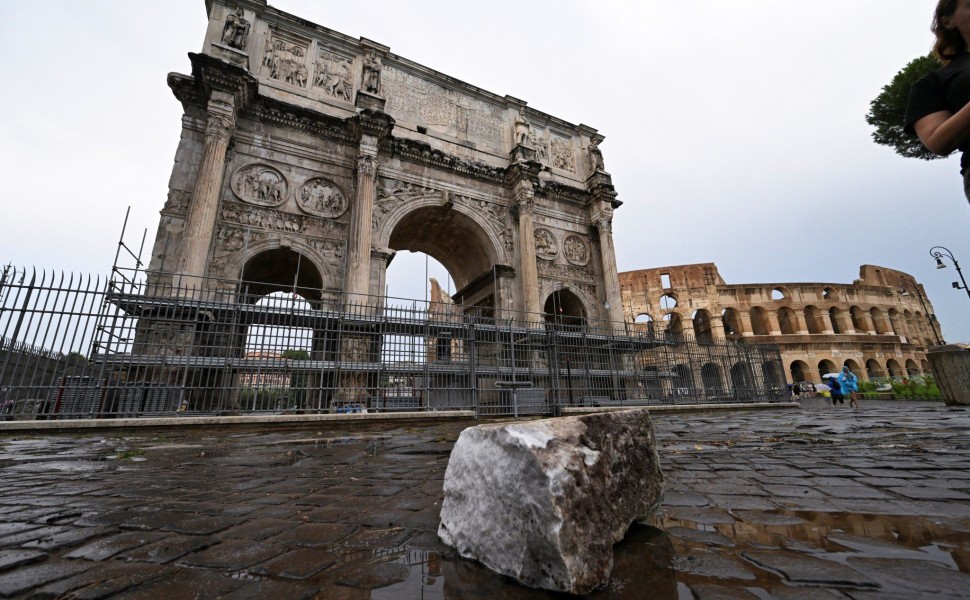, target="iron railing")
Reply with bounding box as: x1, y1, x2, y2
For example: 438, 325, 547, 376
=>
0, 266, 789, 420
